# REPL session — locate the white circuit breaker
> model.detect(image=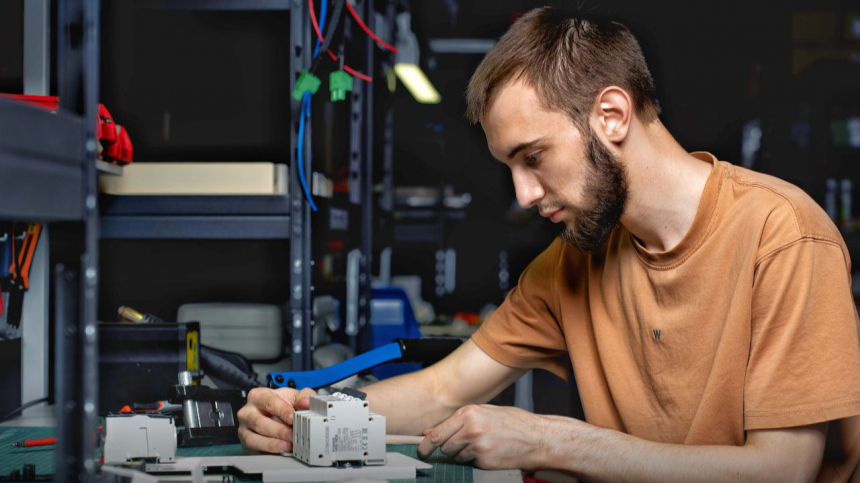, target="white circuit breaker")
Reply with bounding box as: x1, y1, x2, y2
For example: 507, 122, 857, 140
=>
102, 414, 177, 464
293, 392, 386, 467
